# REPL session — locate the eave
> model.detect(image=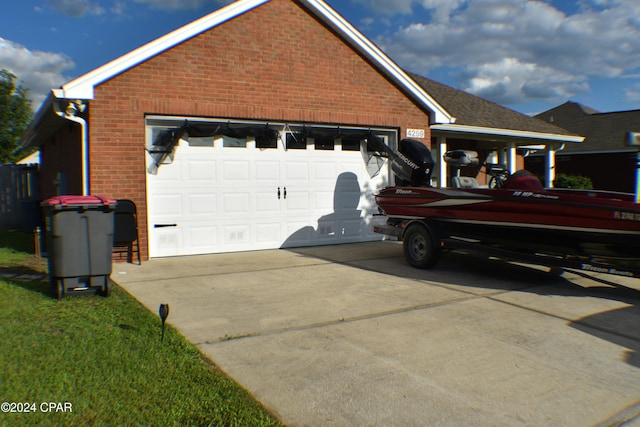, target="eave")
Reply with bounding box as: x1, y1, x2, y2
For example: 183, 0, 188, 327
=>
431, 123, 585, 146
